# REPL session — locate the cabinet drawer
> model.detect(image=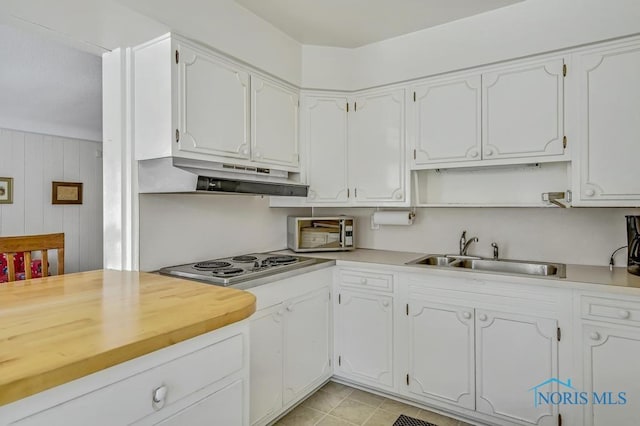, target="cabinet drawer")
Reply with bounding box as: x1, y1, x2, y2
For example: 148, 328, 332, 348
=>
13, 334, 244, 426
581, 295, 640, 326
339, 269, 393, 292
